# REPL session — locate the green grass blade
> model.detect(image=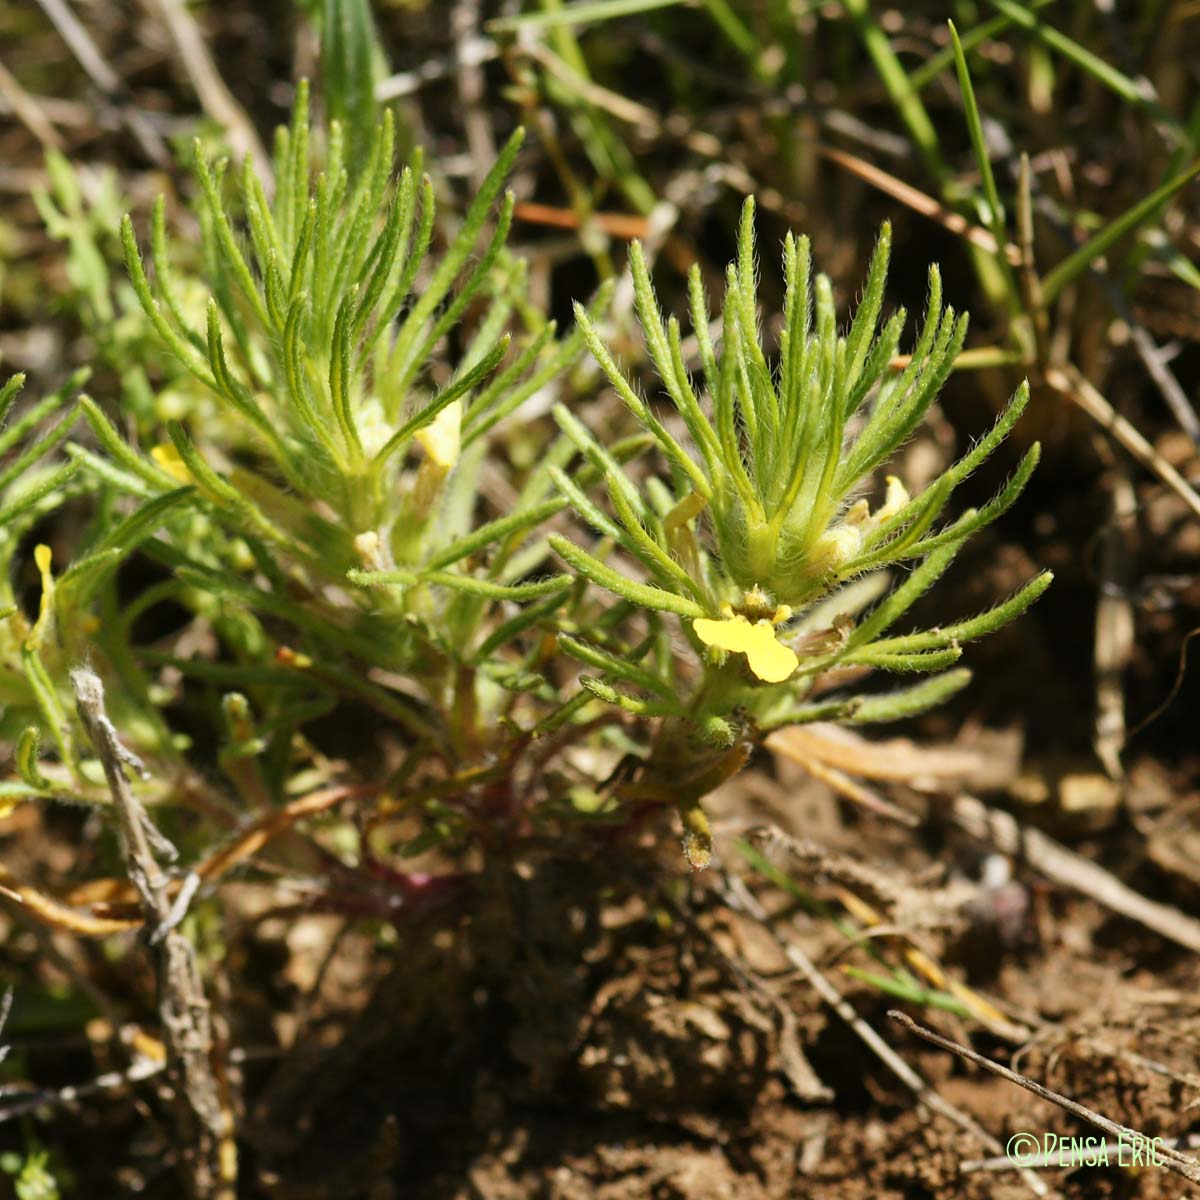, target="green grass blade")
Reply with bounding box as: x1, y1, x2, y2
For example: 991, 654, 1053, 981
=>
1041, 160, 1200, 303
948, 21, 1006, 240
988, 0, 1180, 132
